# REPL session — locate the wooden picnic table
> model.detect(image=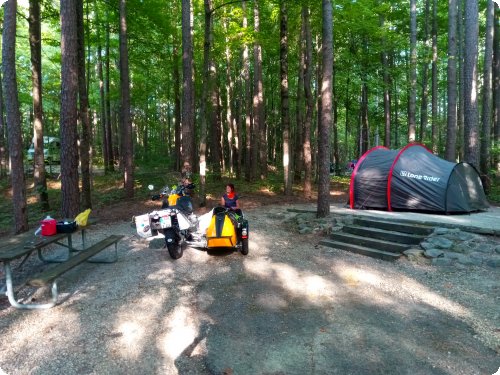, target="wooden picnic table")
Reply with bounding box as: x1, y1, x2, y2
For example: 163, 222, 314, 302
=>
0, 226, 122, 310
